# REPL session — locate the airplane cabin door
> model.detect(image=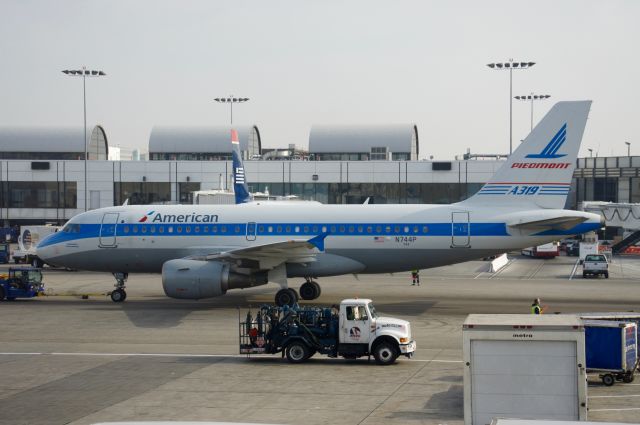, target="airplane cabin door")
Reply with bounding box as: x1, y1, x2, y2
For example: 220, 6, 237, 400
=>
246, 222, 257, 241
99, 213, 119, 247
451, 211, 470, 248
